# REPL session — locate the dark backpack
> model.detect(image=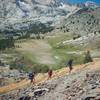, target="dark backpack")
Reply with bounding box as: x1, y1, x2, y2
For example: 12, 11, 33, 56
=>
29, 73, 34, 79
67, 59, 73, 66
